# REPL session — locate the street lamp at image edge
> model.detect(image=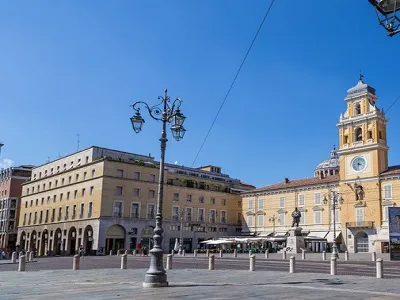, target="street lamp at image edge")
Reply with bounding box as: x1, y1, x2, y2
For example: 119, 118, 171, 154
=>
368, 0, 400, 36
130, 89, 186, 288
323, 192, 344, 259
